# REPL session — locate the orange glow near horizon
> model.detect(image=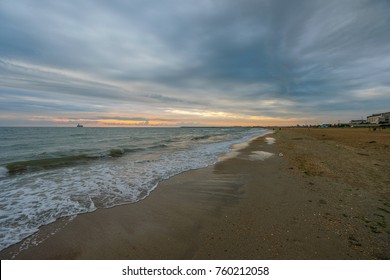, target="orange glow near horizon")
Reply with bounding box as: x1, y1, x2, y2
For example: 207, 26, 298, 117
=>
95, 119, 179, 127
23, 113, 317, 127
95, 114, 312, 127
